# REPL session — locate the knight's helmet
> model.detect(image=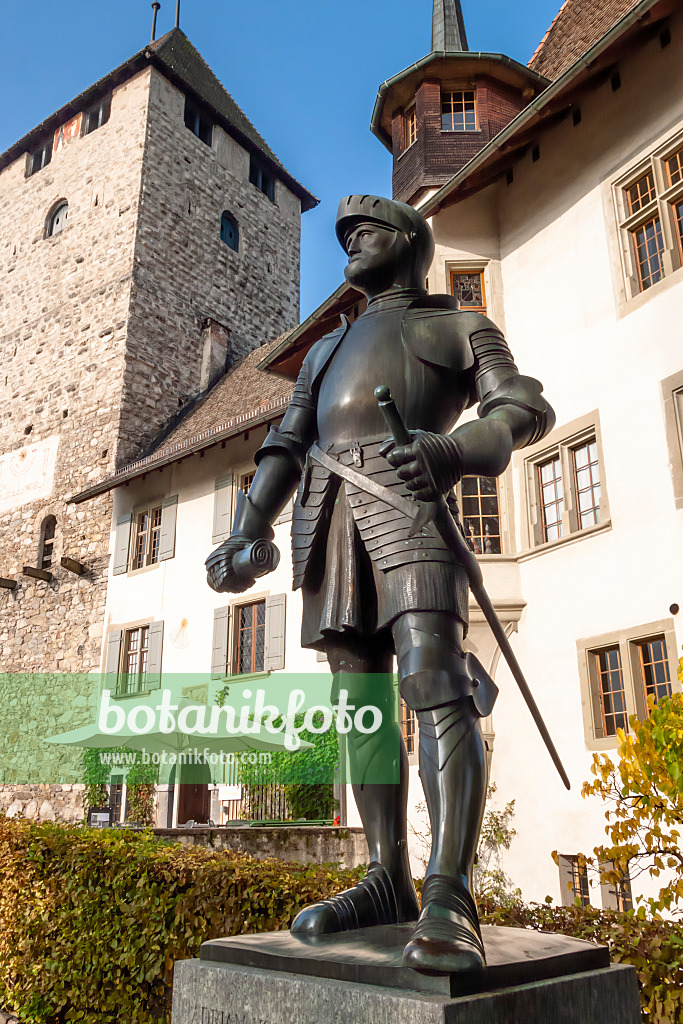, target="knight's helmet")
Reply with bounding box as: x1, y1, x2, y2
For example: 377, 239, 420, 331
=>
335, 195, 435, 287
